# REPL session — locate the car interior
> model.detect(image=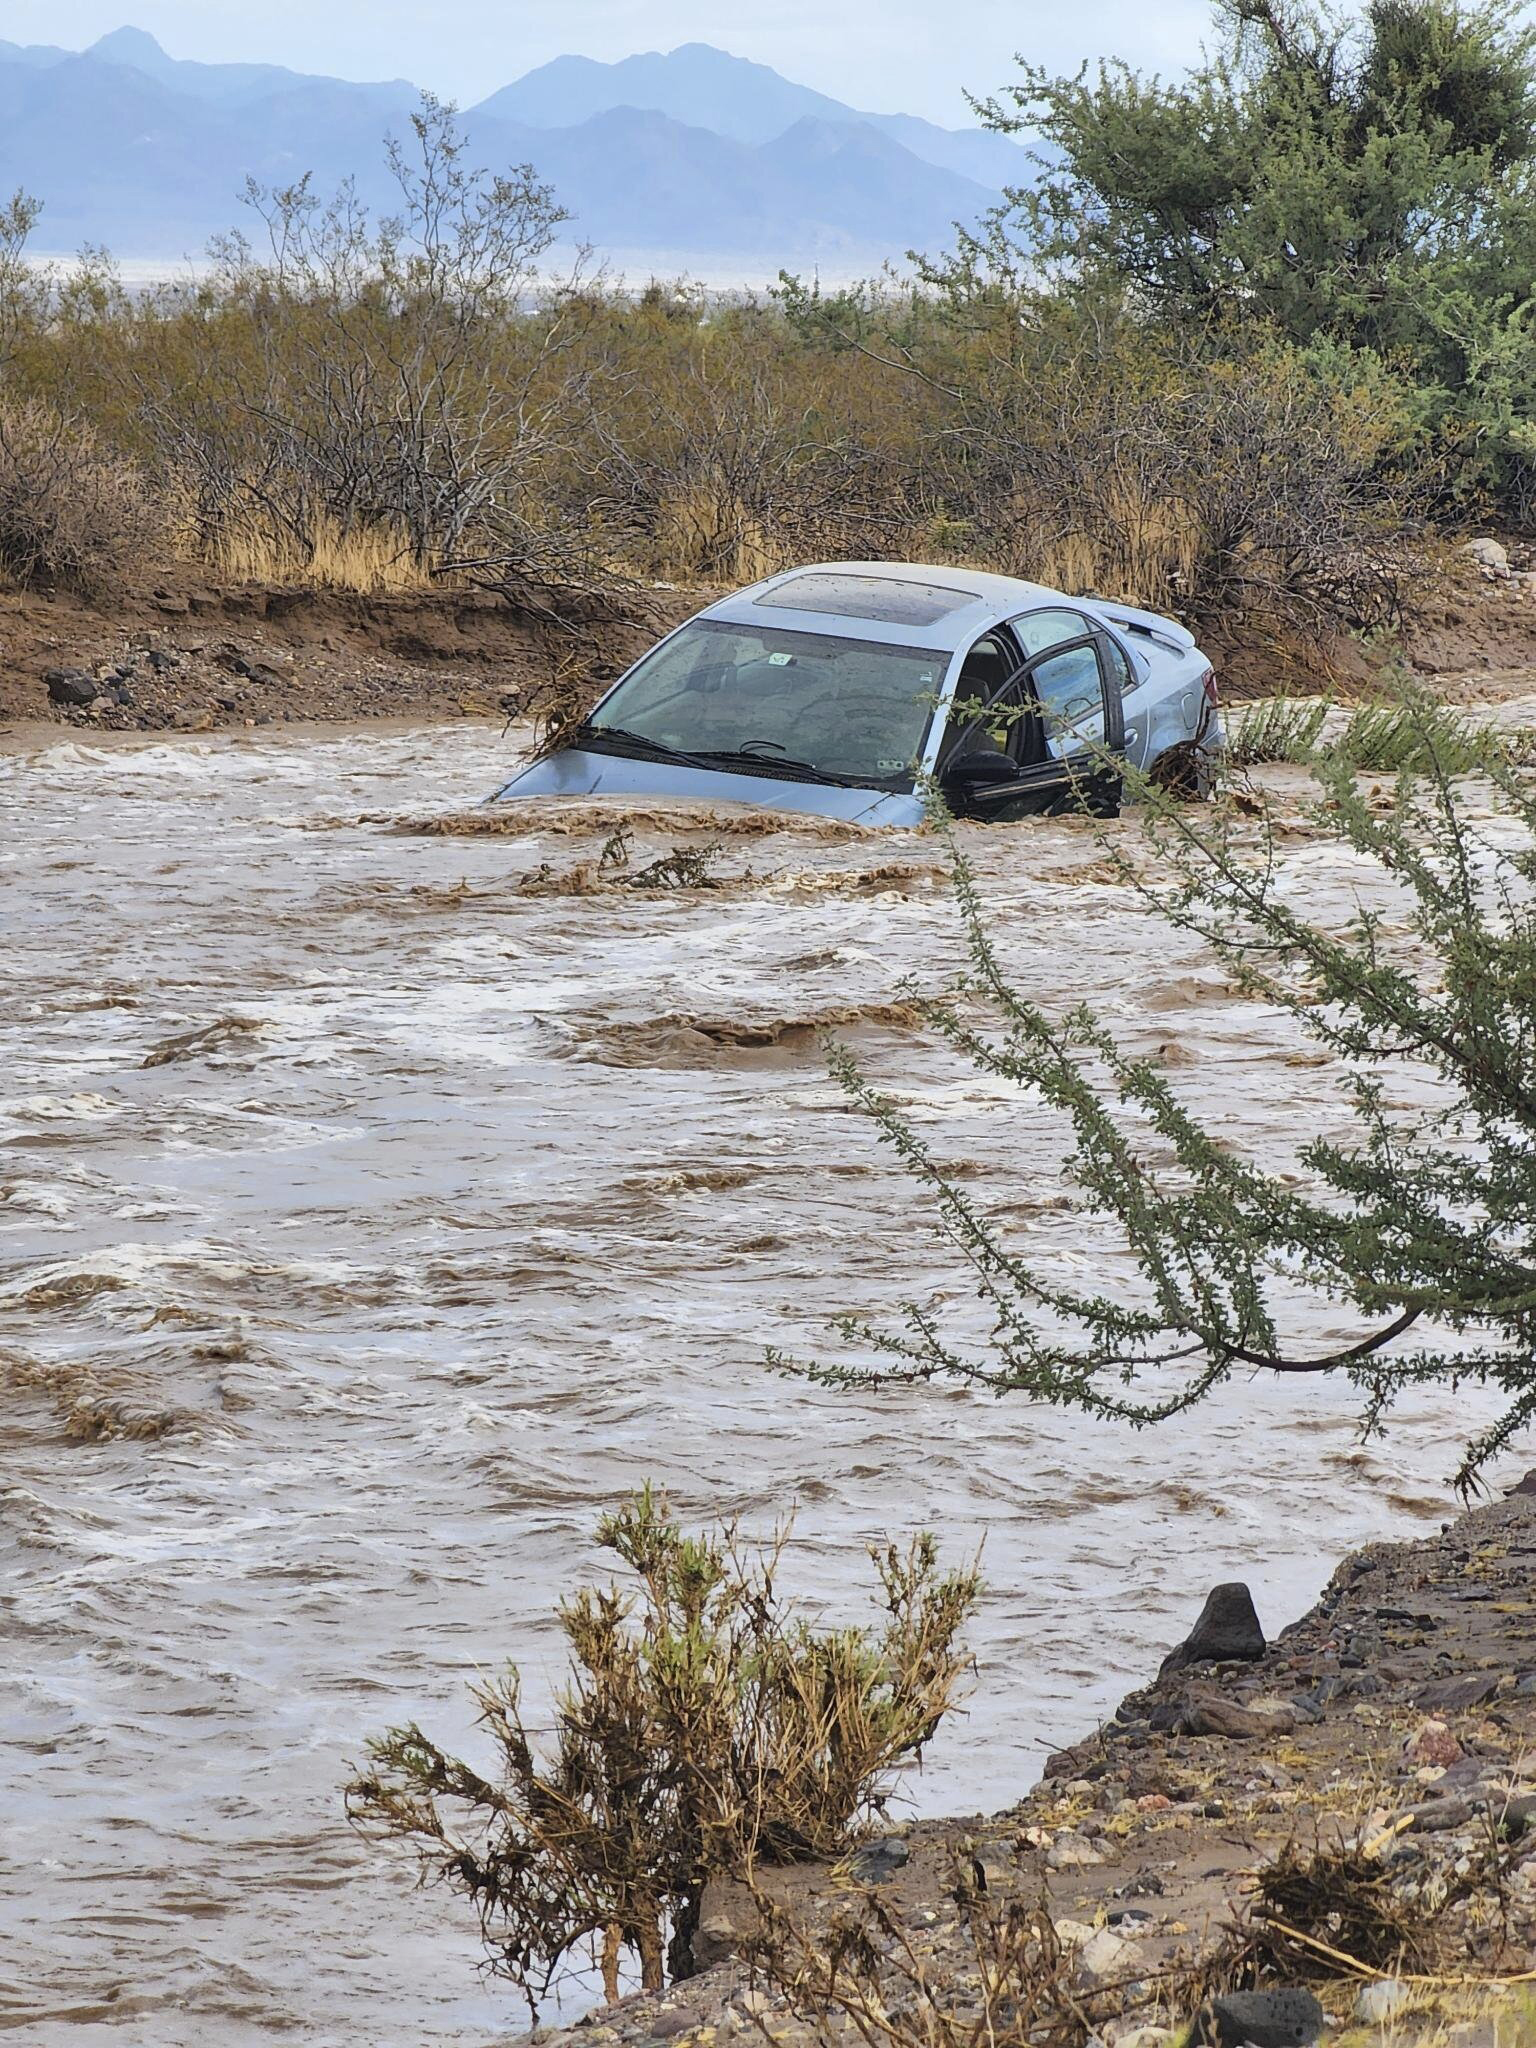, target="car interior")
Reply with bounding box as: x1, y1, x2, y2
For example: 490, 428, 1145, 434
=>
943, 630, 1046, 769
